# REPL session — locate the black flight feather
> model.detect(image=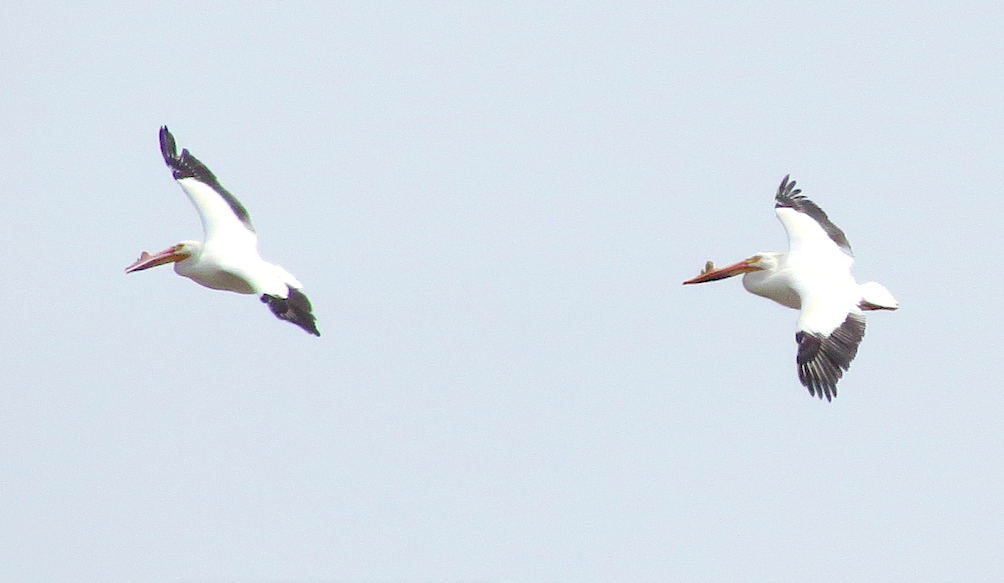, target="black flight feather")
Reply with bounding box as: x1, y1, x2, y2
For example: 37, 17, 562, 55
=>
261, 287, 320, 336
794, 313, 865, 401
